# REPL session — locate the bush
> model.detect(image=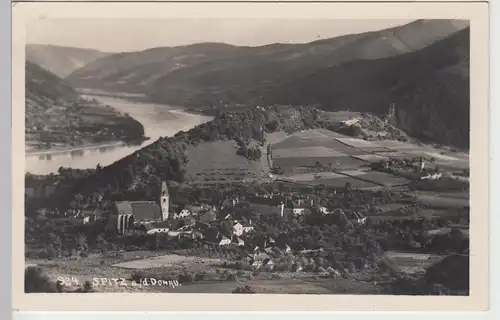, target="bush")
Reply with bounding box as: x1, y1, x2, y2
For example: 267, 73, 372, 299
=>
226, 273, 237, 281
25, 267, 56, 293
178, 273, 194, 284
232, 285, 256, 294
236, 270, 245, 277
82, 280, 94, 293
194, 273, 205, 281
